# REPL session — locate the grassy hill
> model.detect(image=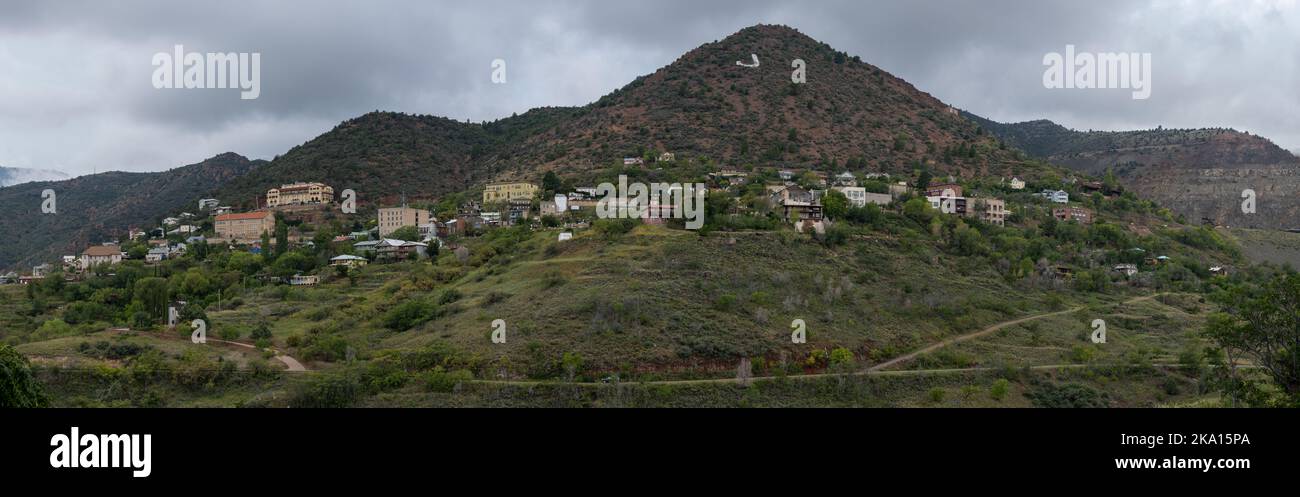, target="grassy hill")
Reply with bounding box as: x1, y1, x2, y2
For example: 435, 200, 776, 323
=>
2, 23, 1290, 408
5, 196, 1258, 406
